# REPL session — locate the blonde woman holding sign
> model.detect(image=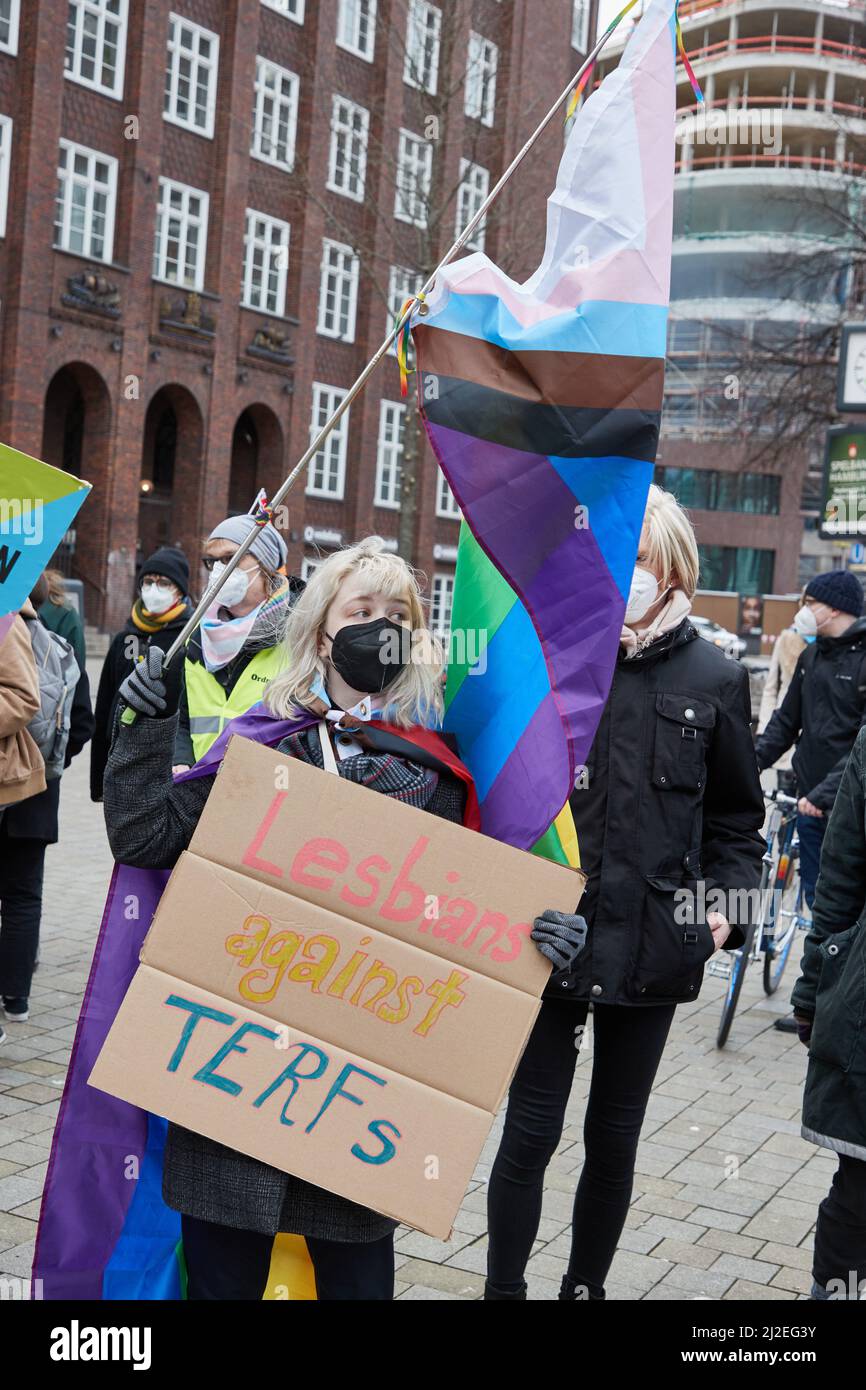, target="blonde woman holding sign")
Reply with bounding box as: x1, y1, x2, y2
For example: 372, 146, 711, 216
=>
104, 538, 586, 1300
